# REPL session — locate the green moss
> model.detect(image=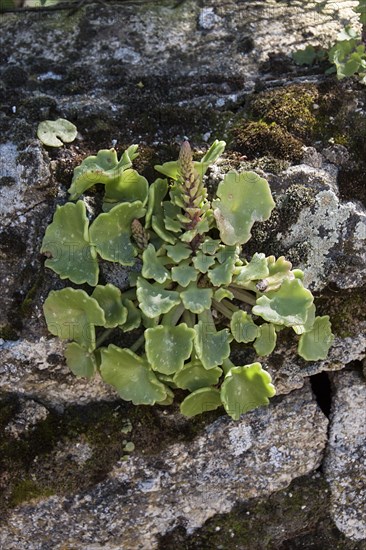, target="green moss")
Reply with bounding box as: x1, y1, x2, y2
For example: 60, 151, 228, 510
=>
316, 286, 365, 339
251, 84, 319, 140
19, 276, 43, 316
0, 324, 19, 340
10, 479, 54, 507
232, 121, 304, 162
